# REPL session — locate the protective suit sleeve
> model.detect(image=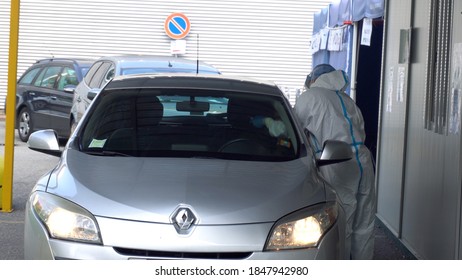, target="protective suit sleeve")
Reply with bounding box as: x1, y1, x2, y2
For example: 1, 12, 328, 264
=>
294, 90, 317, 130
